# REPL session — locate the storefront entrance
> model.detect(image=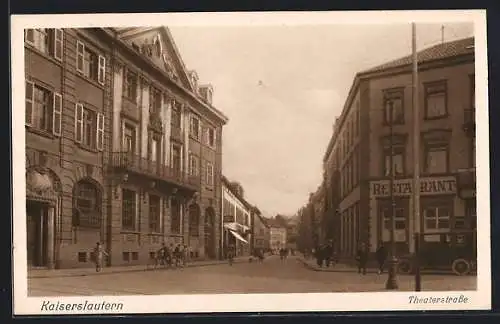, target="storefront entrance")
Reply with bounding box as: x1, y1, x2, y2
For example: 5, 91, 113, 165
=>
26, 201, 49, 268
